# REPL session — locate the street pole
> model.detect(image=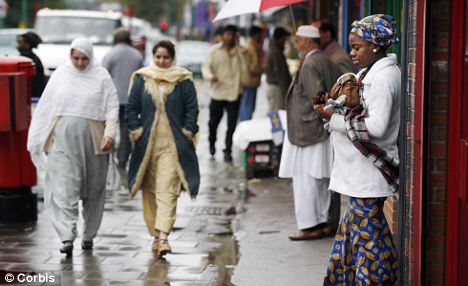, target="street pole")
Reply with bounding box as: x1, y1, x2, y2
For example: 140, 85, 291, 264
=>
20, 0, 28, 28
167, 0, 172, 25
0, 0, 6, 28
